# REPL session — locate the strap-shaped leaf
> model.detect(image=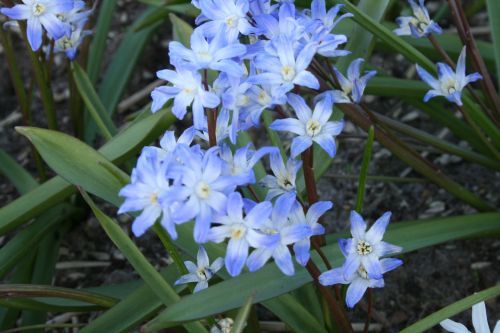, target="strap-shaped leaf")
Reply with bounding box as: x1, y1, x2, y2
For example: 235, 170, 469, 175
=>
0, 109, 175, 235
